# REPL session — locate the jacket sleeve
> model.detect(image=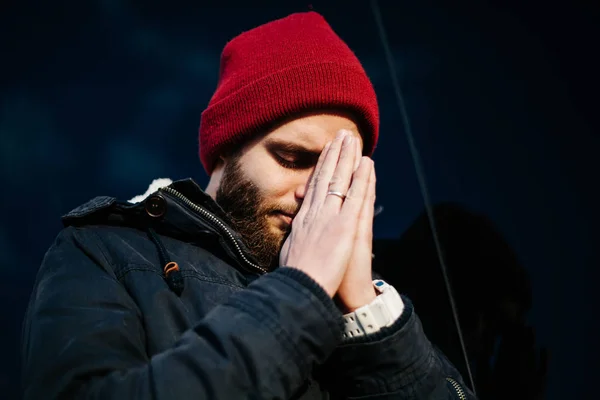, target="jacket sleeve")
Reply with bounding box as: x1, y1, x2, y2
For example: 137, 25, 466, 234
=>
318, 297, 477, 399
21, 227, 343, 400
